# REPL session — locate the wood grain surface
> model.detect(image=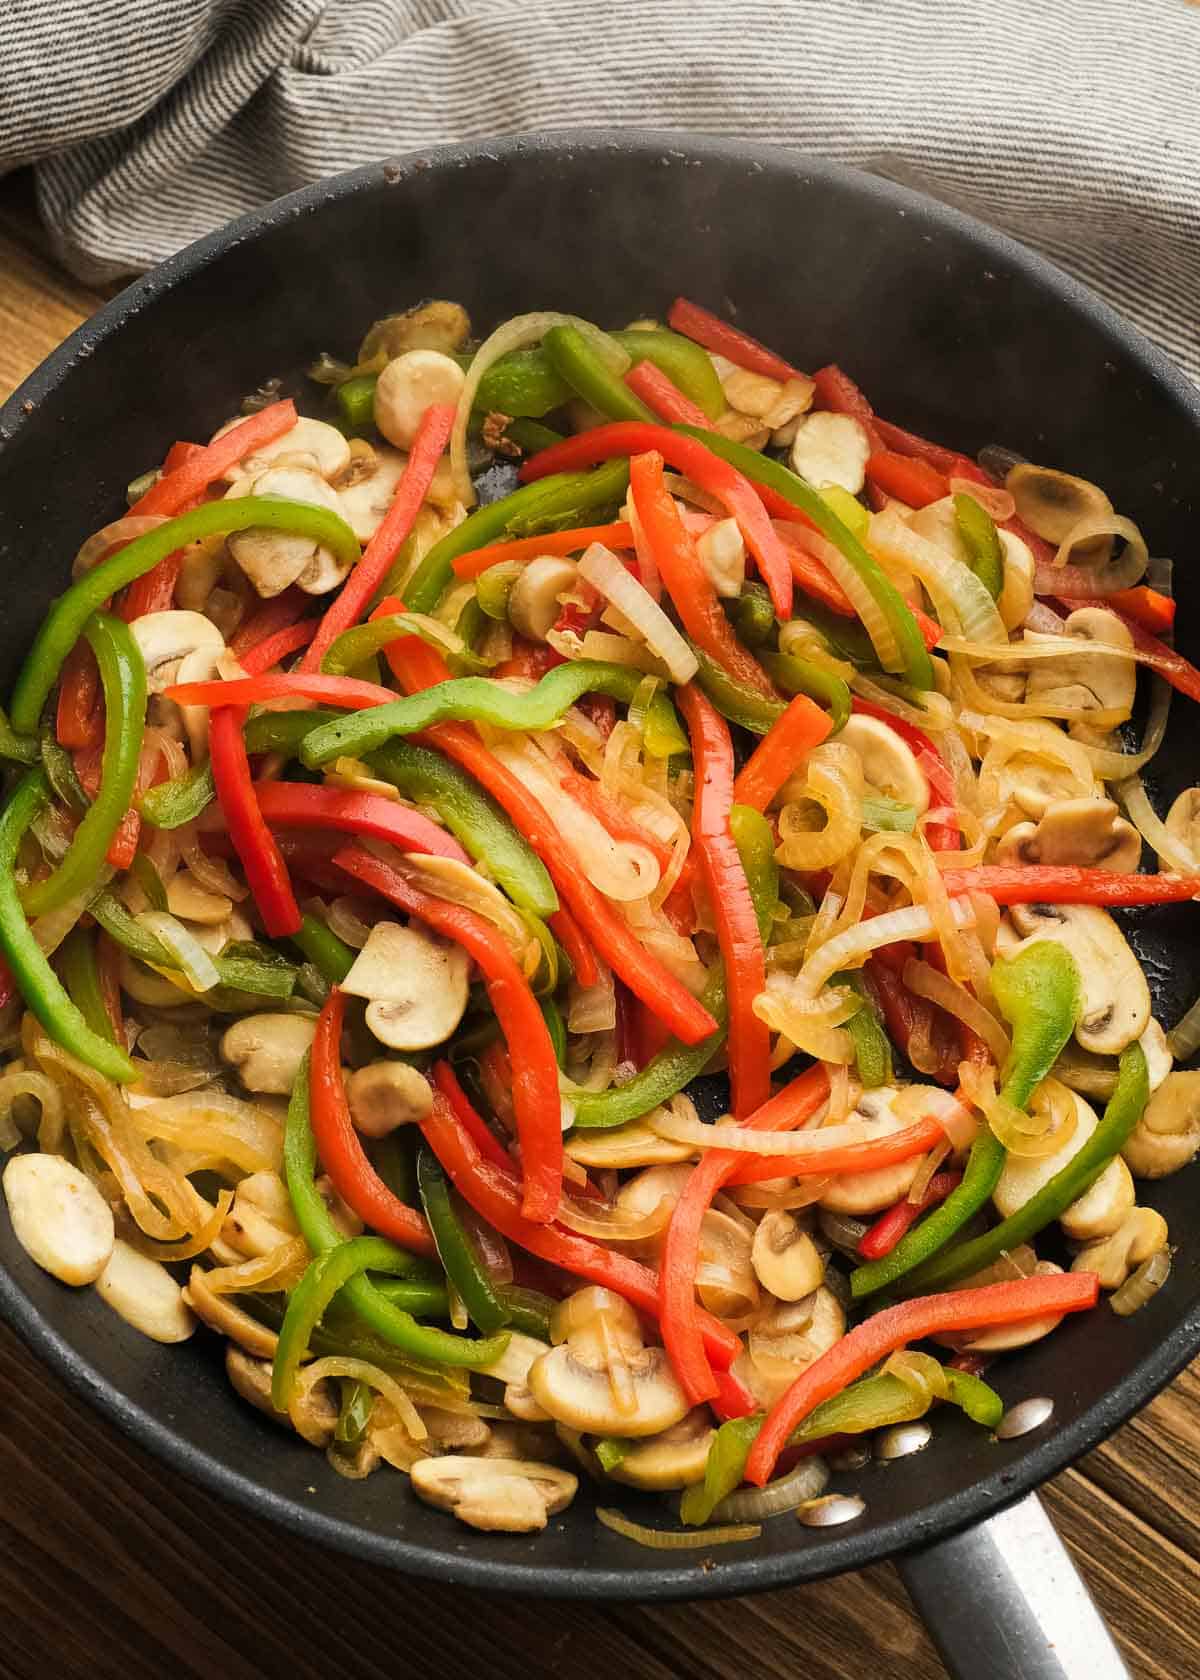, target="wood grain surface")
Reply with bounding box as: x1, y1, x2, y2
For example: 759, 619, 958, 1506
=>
0, 167, 1197, 1680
